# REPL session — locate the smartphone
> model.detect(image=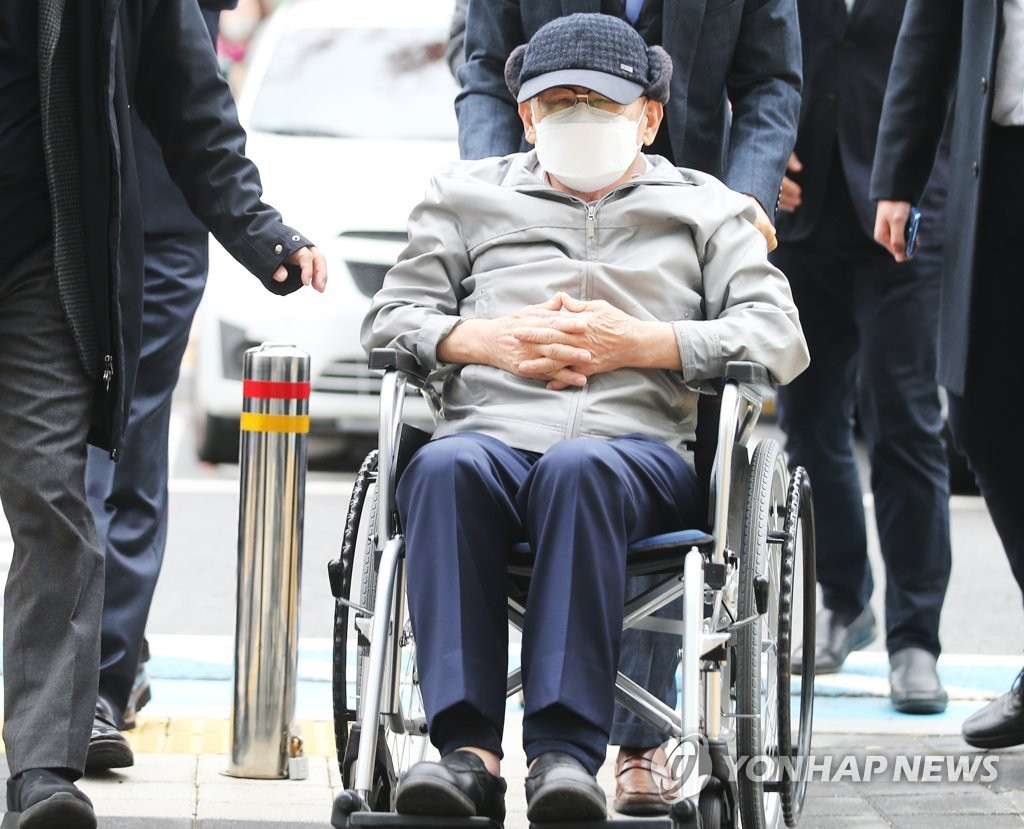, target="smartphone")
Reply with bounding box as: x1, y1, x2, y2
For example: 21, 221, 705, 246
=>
904, 205, 922, 258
